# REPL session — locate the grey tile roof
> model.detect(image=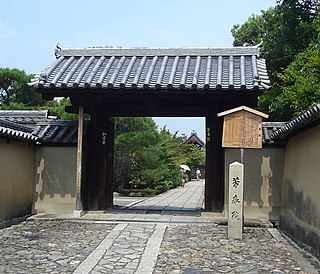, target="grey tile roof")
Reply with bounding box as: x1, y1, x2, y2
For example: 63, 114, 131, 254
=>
33, 120, 86, 144
271, 103, 320, 140
30, 45, 270, 92
262, 122, 287, 145
31, 120, 283, 146
184, 131, 205, 147
0, 119, 38, 143
0, 110, 56, 126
